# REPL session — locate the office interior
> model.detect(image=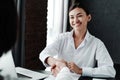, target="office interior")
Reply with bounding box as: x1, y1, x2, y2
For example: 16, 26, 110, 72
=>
10, 0, 120, 79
